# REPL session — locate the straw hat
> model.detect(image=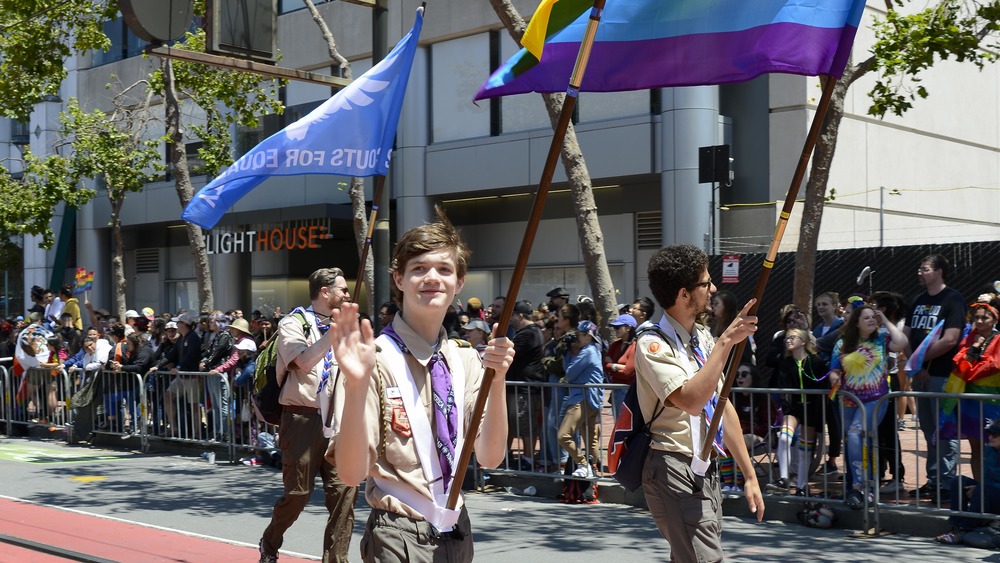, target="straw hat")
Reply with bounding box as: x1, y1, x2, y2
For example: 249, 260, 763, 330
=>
230, 317, 253, 336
